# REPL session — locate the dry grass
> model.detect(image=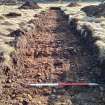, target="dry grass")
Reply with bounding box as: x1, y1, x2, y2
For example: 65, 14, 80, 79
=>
0, 2, 103, 65
66, 4, 105, 63
0, 5, 42, 65
95, 41, 105, 62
